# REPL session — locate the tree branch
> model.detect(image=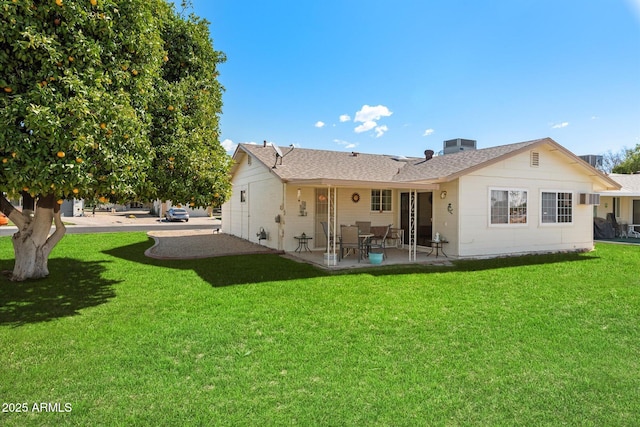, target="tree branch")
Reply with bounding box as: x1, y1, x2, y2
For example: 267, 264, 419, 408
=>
43, 208, 66, 257
0, 193, 26, 229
